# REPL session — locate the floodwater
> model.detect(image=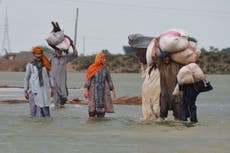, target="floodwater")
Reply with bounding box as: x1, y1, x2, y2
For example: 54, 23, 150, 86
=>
0, 72, 229, 153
